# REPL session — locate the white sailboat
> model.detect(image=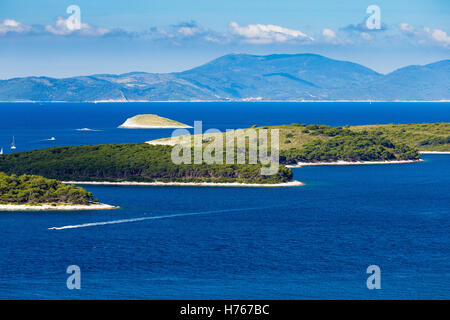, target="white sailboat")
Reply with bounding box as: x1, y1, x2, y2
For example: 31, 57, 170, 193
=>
0, 148, 3, 155
11, 136, 16, 150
